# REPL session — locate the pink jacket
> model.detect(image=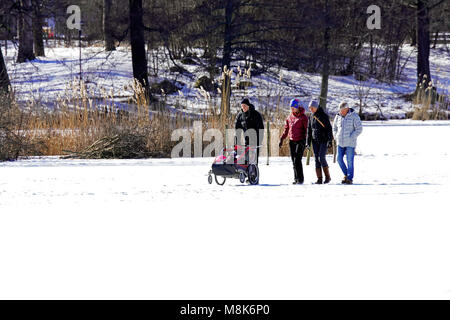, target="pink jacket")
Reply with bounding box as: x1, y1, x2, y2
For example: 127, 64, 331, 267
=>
281, 108, 308, 142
